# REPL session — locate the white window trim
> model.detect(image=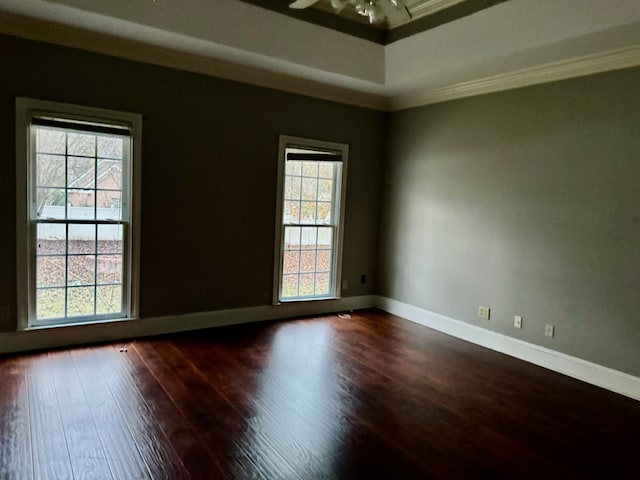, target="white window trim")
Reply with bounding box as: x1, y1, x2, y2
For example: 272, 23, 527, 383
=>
15, 98, 142, 330
273, 135, 349, 305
